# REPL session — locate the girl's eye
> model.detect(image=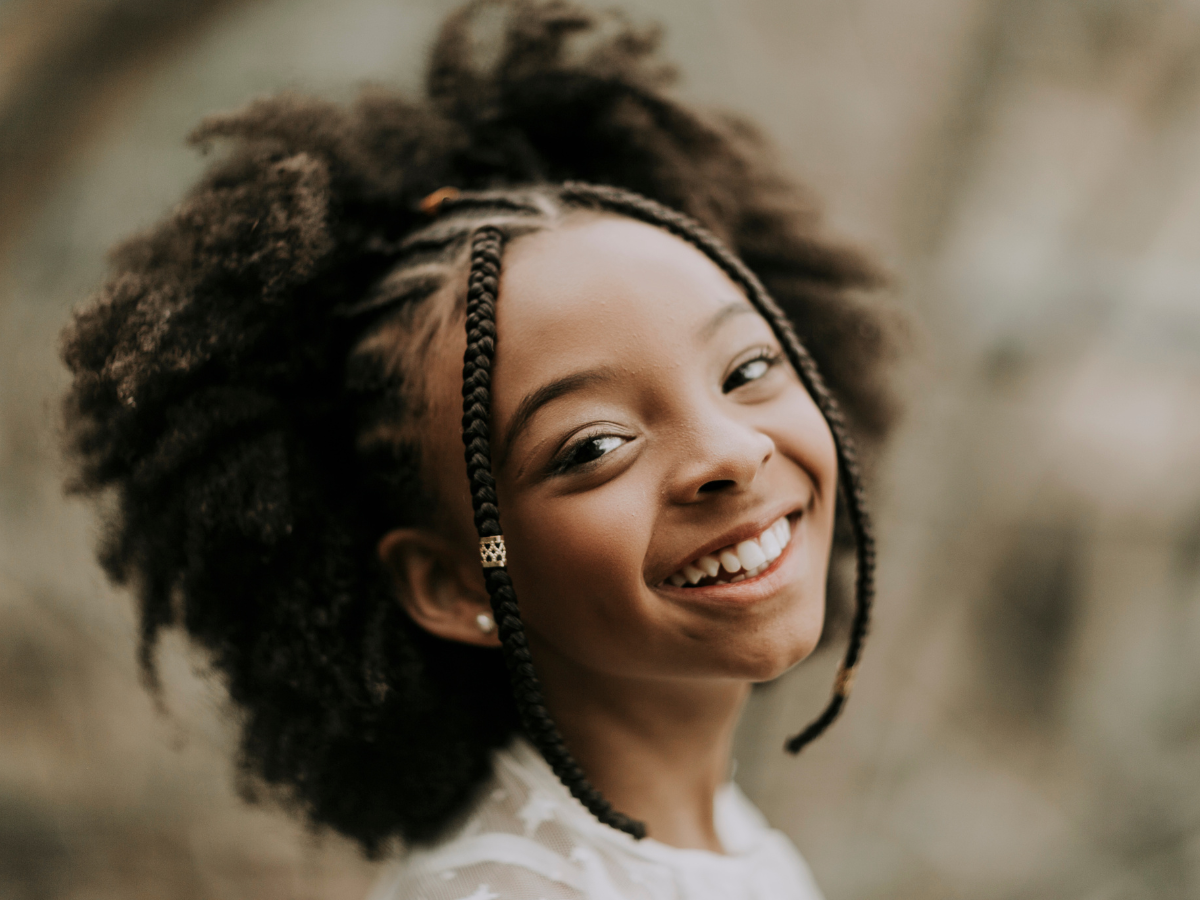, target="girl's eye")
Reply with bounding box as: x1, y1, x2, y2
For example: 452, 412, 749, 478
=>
556, 434, 626, 473
723, 352, 781, 392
